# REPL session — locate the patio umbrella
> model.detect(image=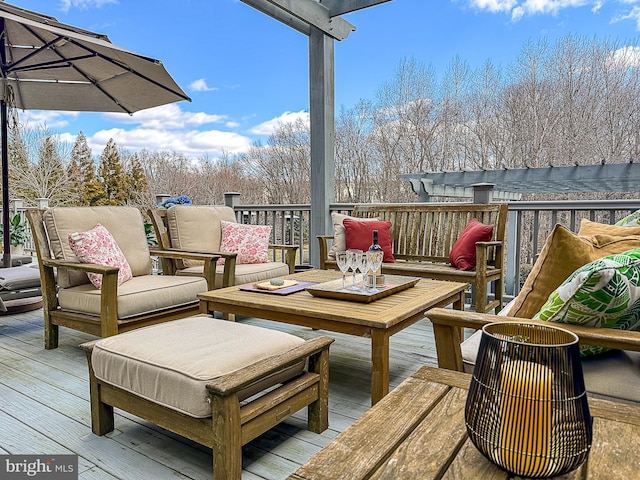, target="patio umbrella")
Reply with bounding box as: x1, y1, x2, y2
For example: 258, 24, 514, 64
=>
0, 2, 191, 267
